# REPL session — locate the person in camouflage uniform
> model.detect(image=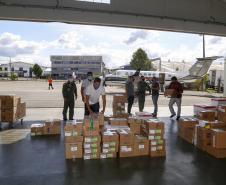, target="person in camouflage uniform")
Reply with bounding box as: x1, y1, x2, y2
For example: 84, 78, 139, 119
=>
62, 75, 77, 120
137, 76, 151, 112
